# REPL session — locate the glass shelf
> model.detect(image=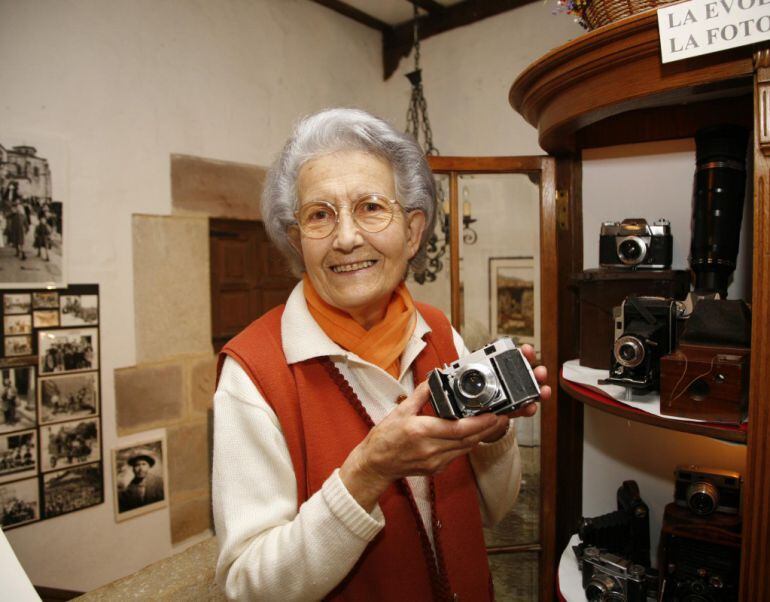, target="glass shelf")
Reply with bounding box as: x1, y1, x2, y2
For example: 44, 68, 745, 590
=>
560, 369, 747, 444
